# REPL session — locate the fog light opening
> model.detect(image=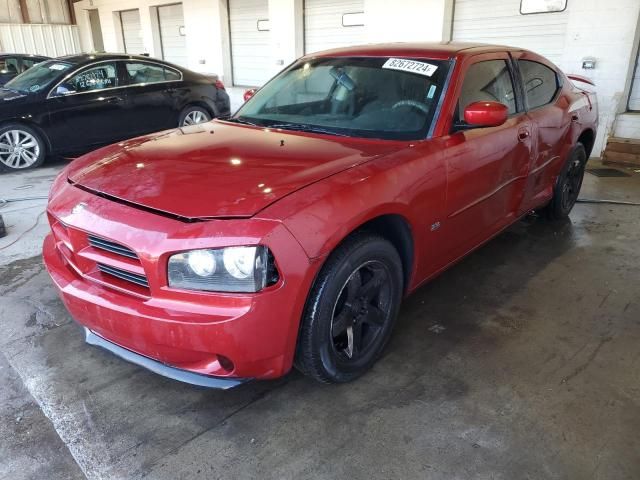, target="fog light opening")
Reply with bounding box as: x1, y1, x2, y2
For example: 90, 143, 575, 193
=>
217, 354, 235, 373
